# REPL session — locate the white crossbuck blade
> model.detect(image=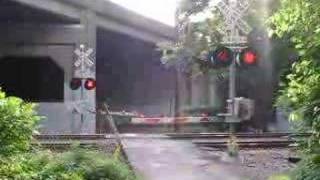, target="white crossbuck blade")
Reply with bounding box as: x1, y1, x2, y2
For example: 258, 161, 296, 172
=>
73, 45, 95, 78
217, 0, 251, 35
74, 48, 95, 68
